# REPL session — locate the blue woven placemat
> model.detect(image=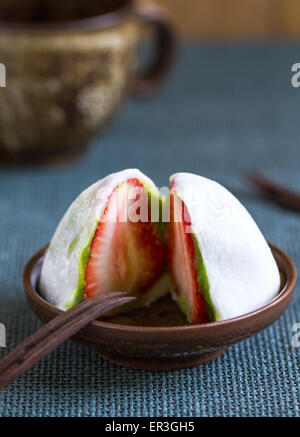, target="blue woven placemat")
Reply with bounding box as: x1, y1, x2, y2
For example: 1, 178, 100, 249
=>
0, 43, 299, 417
